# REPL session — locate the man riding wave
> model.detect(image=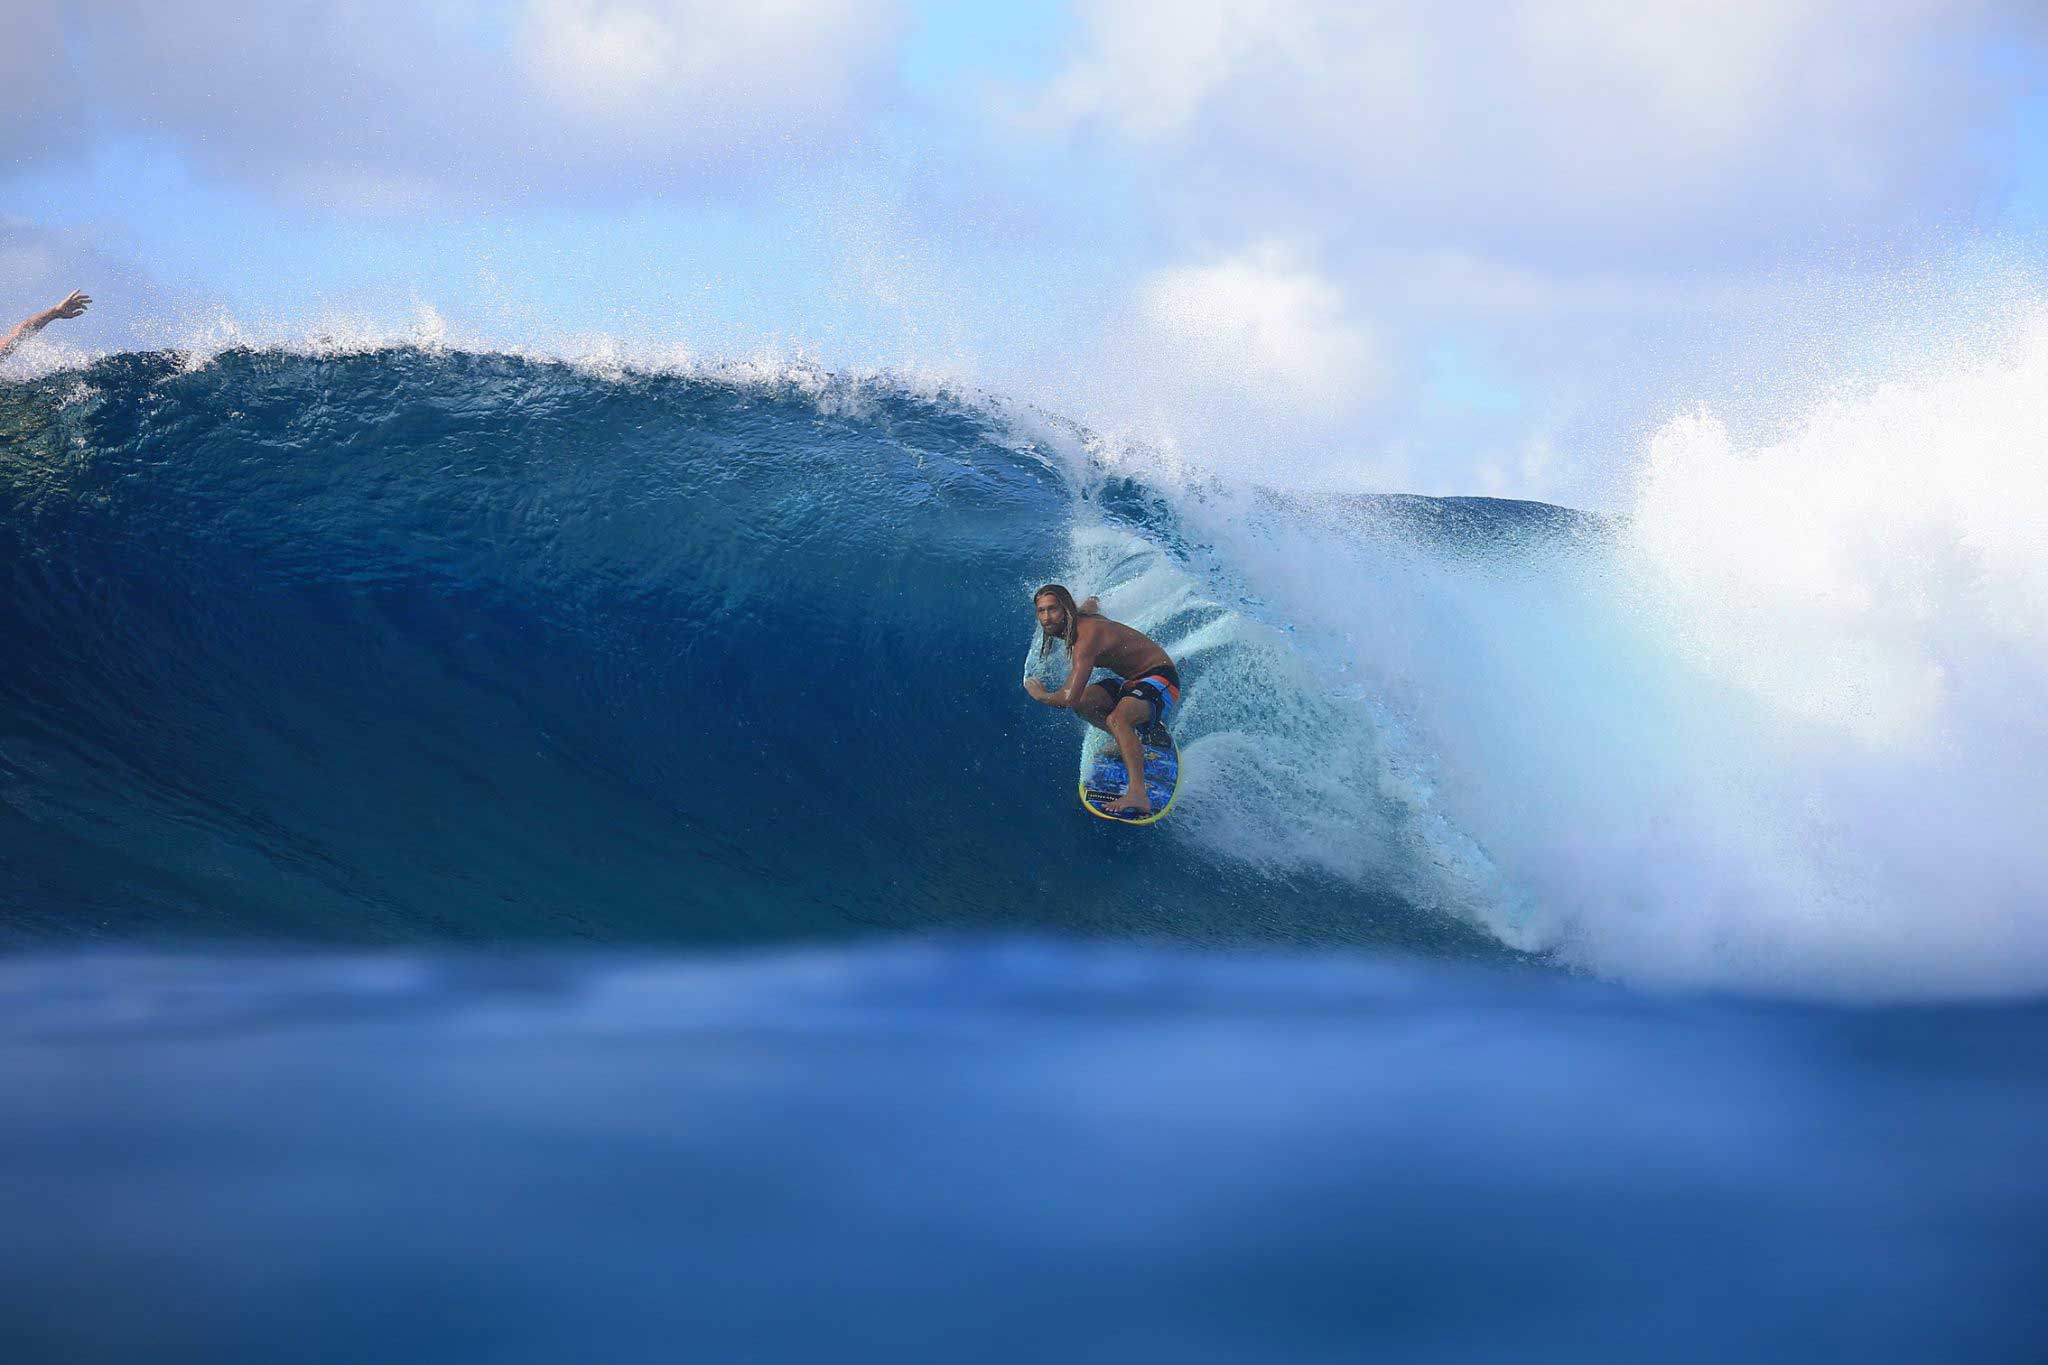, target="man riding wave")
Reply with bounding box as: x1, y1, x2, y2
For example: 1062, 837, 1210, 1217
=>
1023, 584, 1182, 818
